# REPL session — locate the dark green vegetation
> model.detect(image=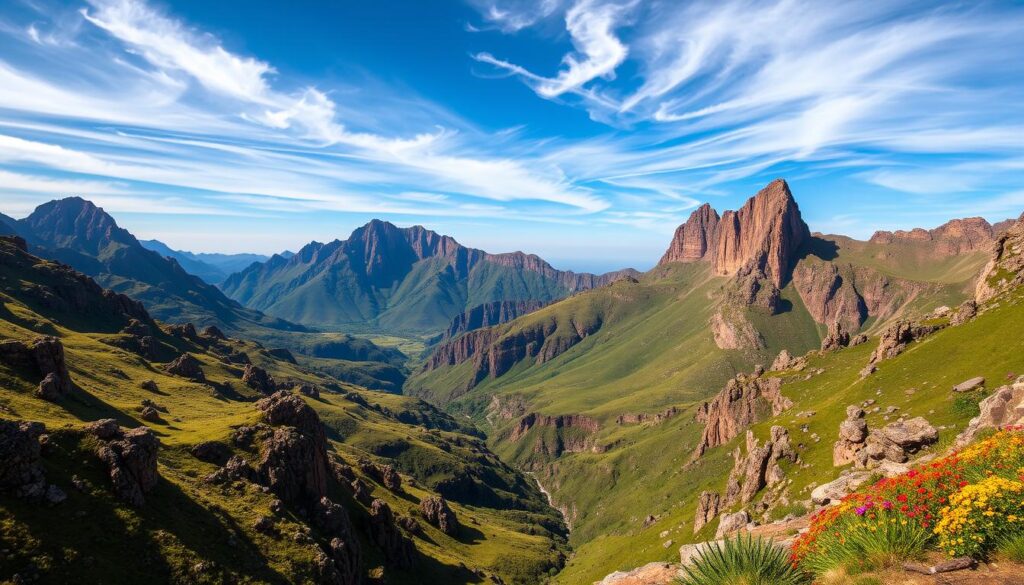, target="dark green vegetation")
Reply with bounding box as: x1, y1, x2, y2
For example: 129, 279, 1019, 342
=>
678, 534, 806, 585
221, 219, 637, 336
0, 236, 567, 584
